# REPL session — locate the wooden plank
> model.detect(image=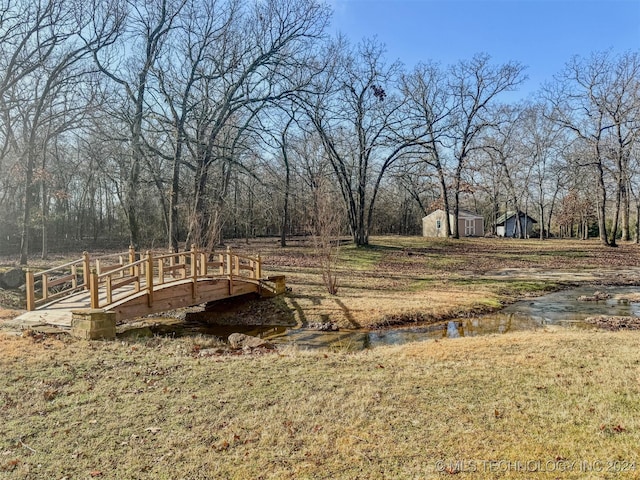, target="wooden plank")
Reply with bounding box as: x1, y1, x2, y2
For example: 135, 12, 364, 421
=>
35, 287, 83, 307
107, 279, 258, 322
47, 273, 76, 288
111, 275, 139, 291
